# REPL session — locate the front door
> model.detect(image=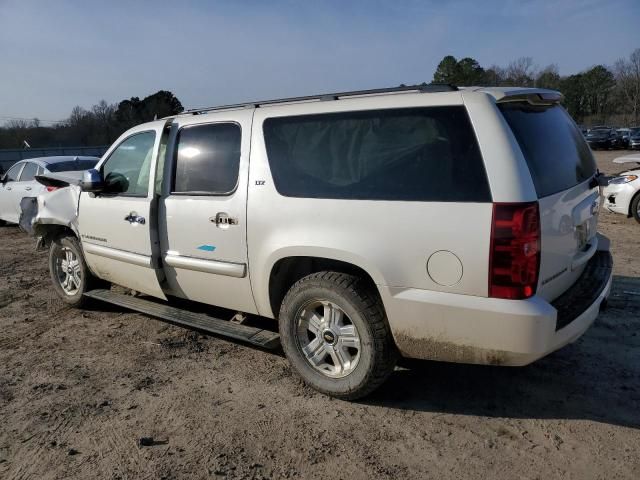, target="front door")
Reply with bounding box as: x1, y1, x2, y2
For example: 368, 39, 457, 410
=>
77, 121, 169, 299
158, 110, 257, 314
0, 163, 25, 223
